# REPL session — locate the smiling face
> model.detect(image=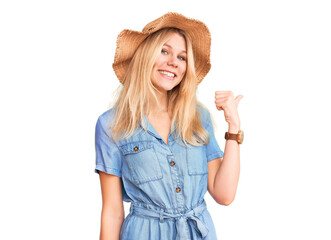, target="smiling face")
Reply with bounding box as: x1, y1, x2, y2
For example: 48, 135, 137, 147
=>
151, 32, 187, 95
